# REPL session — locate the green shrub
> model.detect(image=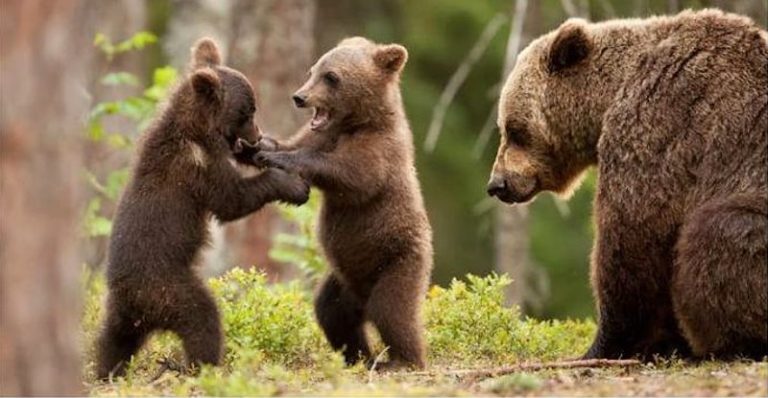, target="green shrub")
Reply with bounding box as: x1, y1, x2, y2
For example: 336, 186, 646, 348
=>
425, 273, 594, 366
426, 273, 522, 363
84, 268, 593, 389
208, 268, 330, 367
